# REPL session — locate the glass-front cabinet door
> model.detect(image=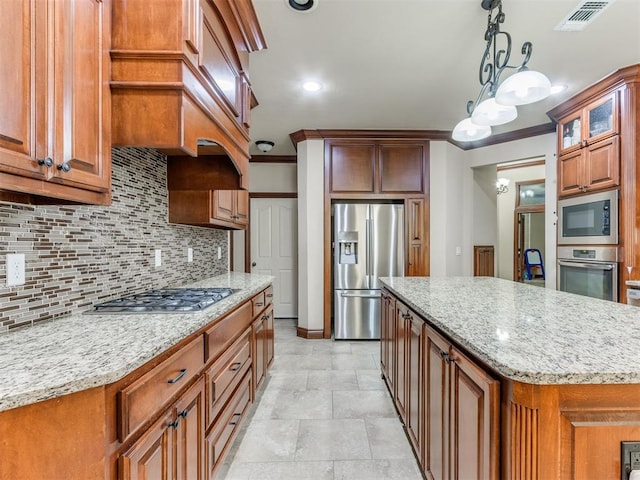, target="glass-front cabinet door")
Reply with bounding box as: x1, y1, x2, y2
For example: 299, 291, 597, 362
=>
586, 92, 618, 143
557, 91, 618, 156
